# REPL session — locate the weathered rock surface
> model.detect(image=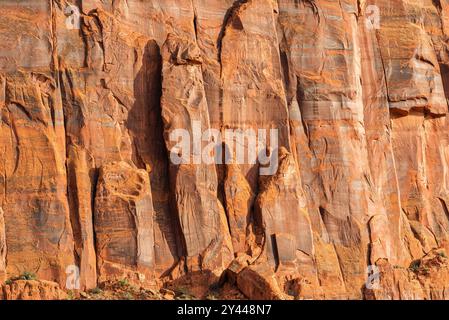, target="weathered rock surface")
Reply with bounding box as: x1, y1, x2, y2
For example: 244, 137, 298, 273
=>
94, 161, 155, 286
2, 0, 449, 300
0, 280, 67, 300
